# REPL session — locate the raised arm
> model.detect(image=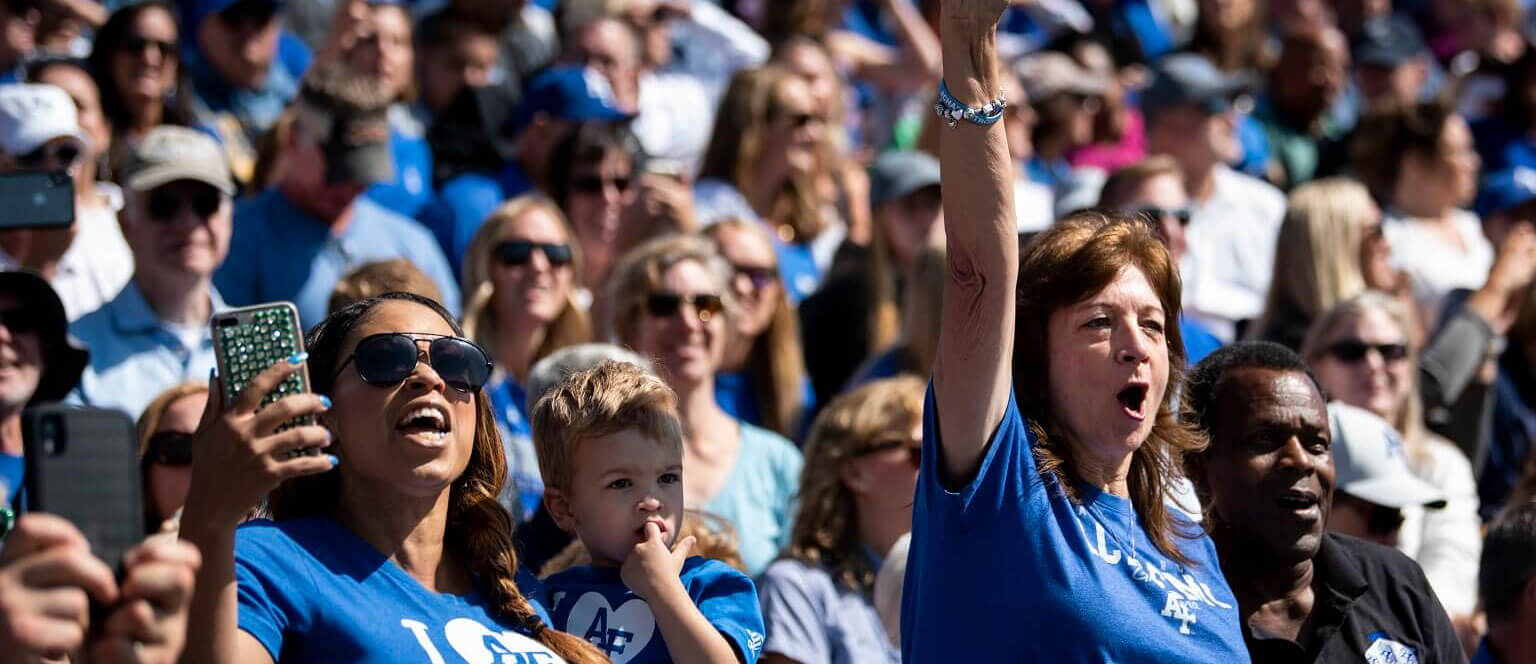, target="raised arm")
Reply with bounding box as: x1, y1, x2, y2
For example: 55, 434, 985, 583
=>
931, 1, 1018, 485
